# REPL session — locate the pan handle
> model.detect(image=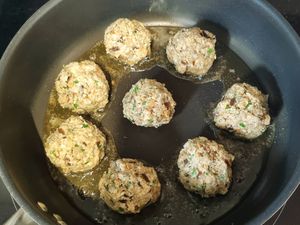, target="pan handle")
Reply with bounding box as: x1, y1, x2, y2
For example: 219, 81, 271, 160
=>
4, 209, 37, 225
